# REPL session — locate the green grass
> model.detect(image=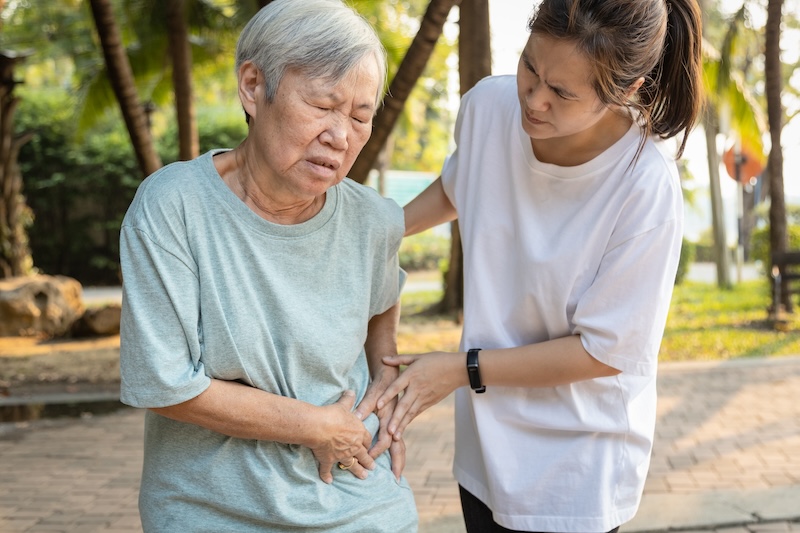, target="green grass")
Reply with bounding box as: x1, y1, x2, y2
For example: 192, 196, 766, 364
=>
661, 280, 800, 361
399, 277, 800, 361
